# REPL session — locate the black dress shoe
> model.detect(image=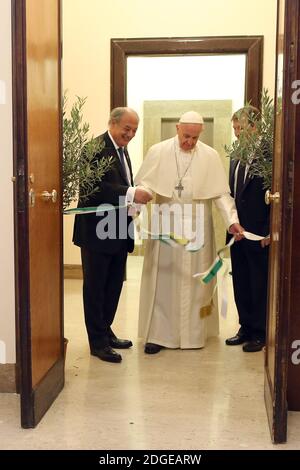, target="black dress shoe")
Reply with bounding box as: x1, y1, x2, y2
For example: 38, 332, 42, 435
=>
109, 337, 133, 349
144, 343, 164, 354
243, 339, 265, 352
90, 346, 122, 363
225, 333, 249, 346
